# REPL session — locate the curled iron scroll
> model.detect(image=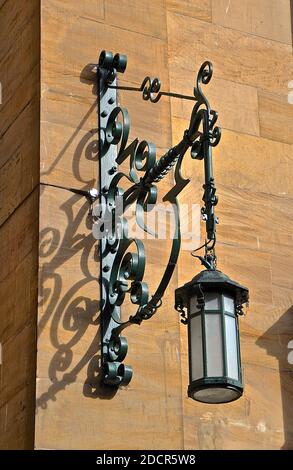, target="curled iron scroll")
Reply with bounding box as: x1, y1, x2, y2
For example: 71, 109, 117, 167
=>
141, 76, 162, 103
